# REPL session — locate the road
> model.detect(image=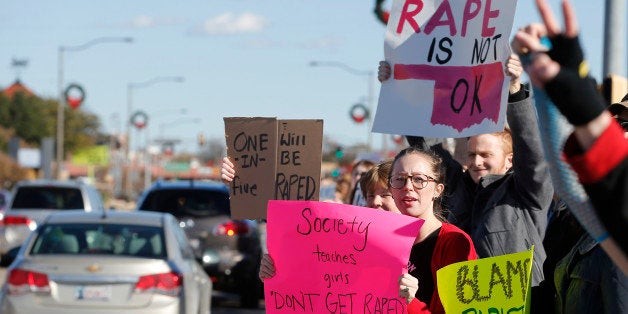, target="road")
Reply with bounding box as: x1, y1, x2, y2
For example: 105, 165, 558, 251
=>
0, 267, 267, 313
